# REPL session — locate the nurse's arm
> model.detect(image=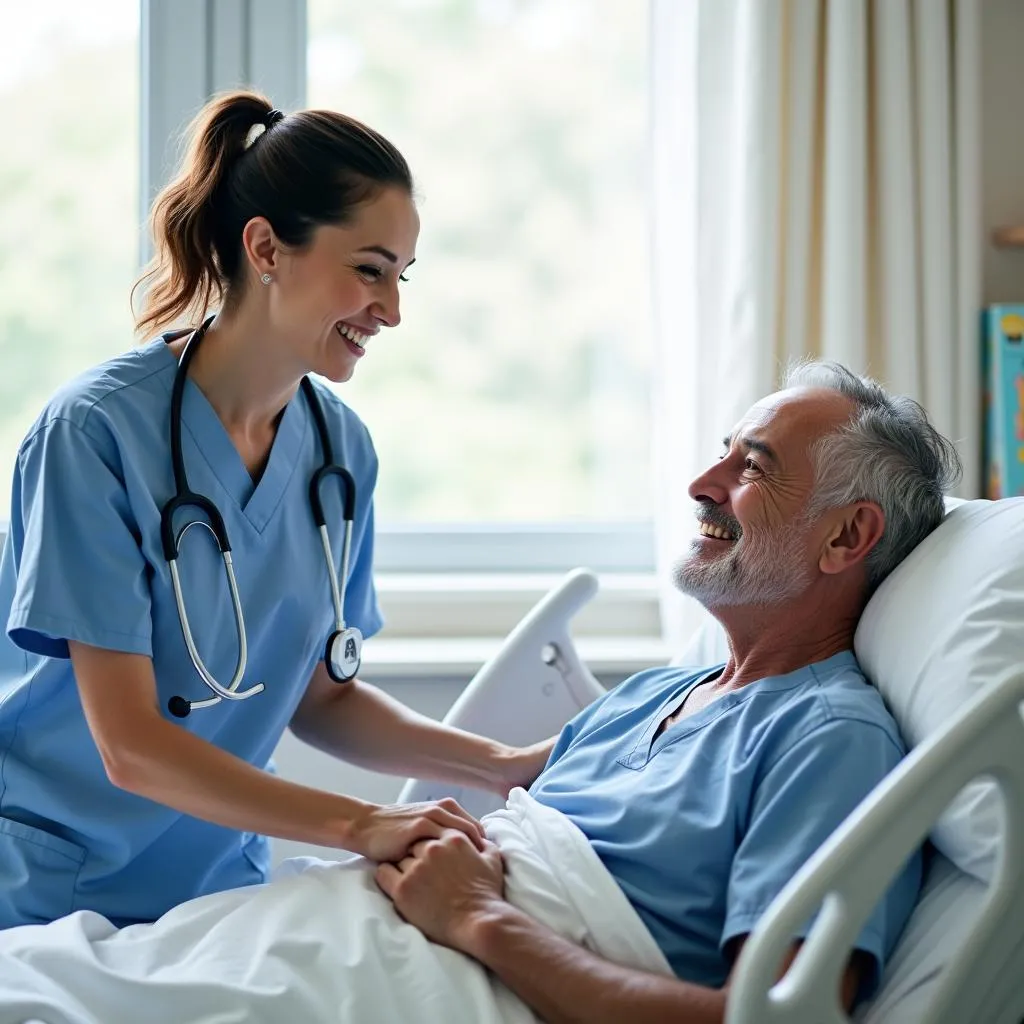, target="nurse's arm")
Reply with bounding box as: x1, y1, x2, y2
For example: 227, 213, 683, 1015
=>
290, 662, 552, 796
68, 642, 484, 857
